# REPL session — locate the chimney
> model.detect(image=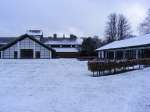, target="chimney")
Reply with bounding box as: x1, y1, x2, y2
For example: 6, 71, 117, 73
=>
53, 34, 57, 38
70, 34, 77, 39
63, 34, 65, 38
